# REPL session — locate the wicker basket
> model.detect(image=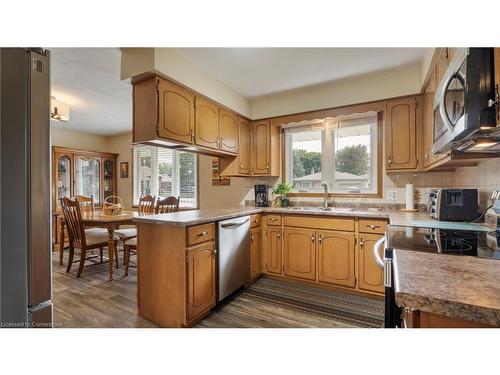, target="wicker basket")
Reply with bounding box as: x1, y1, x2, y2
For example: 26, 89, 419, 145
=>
103, 195, 123, 215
